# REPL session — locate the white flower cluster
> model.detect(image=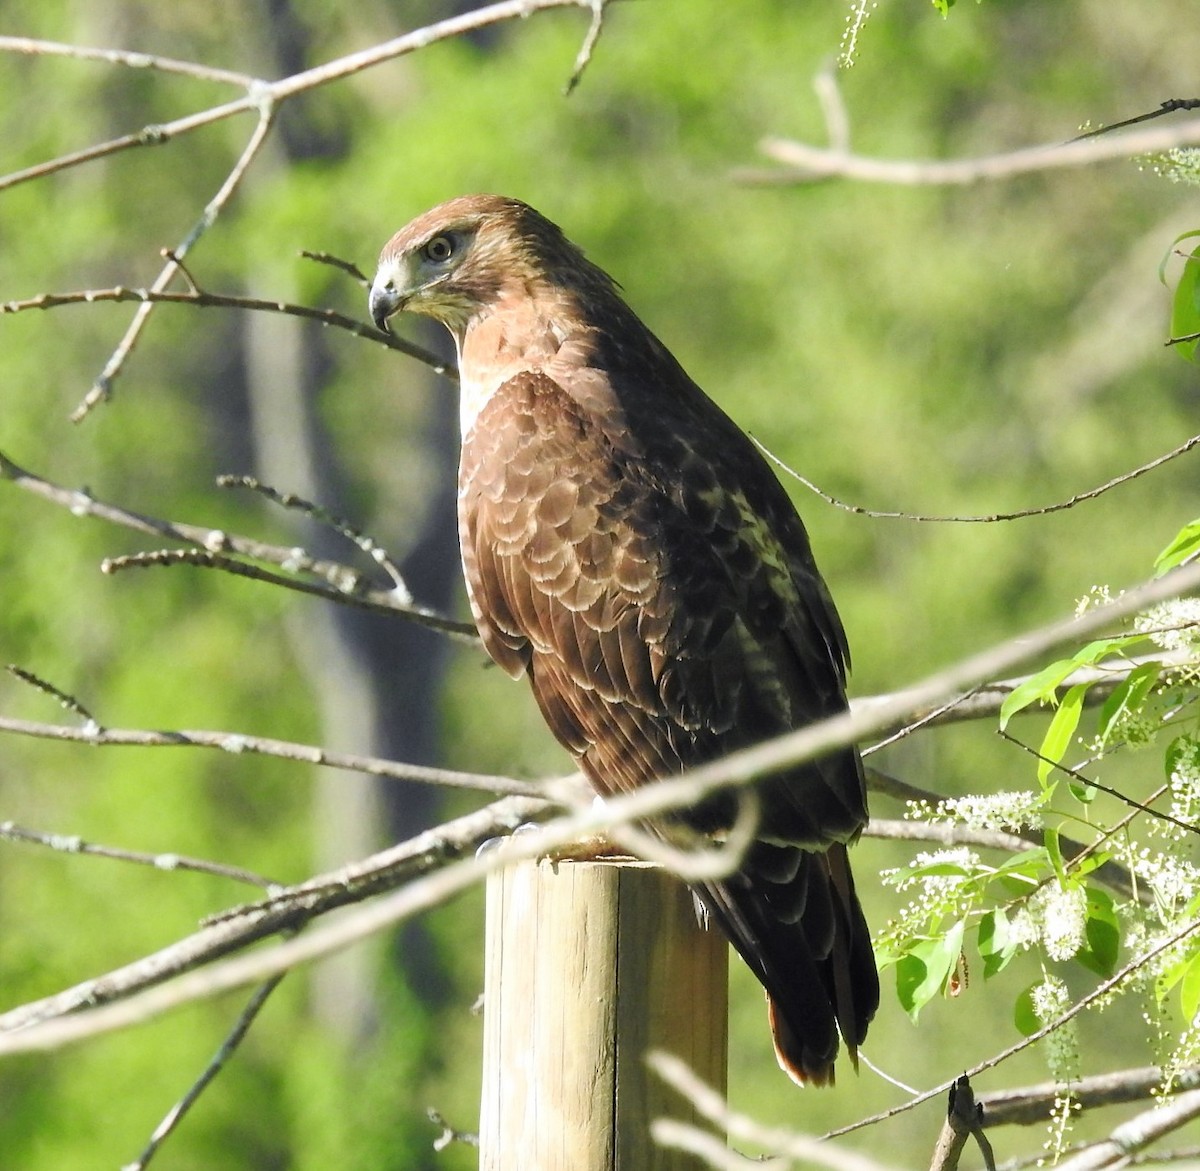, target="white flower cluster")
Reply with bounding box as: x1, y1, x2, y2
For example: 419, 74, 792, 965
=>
880, 848, 979, 896
1145, 147, 1200, 186
913, 791, 1043, 834
1131, 850, 1200, 922
1135, 599, 1200, 652
1074, 585, 1115, 616
877, 849, 979, 947
1012, 881, 1088, 963
1039, 882, 1089, 962
1165, 737, 1200, 837
1030, 974, 1080, 1084
838, 0, 878, 69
